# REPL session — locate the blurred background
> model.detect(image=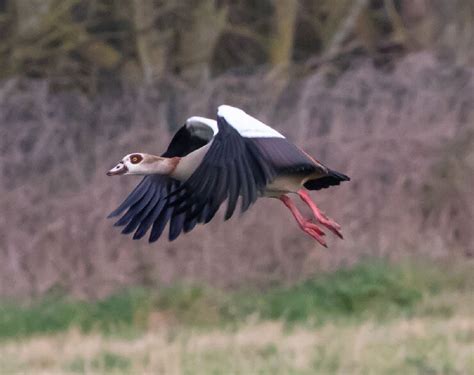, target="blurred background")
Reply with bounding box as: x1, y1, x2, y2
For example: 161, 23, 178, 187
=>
0, 0, 473, 373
